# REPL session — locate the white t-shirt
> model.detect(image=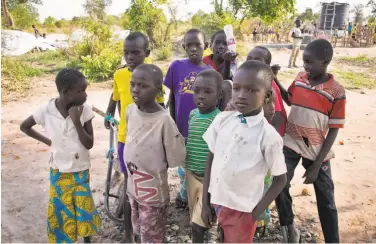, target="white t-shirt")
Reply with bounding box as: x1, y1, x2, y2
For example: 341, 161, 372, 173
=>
292, 27, 303, 46
33, 98, 95, 172
203, 110, 287, 213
